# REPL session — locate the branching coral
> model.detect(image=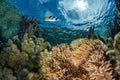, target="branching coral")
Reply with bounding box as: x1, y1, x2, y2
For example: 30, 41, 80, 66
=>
27, 72, 46, 80
41, 38, 115, 80
106, 32, 120, 75
0, 39, 28, 70
0, 67, 16, 80
0, 33, 51, 80
107, 37, 114, 49
21, 33, 51, 56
